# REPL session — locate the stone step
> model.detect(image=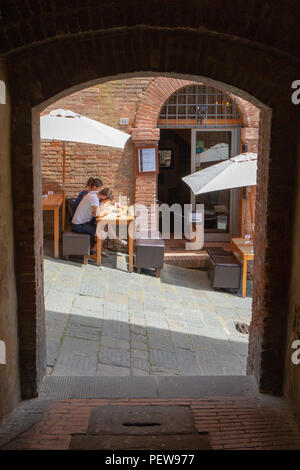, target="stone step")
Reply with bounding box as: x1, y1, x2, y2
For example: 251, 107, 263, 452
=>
39, 375, 258, 400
